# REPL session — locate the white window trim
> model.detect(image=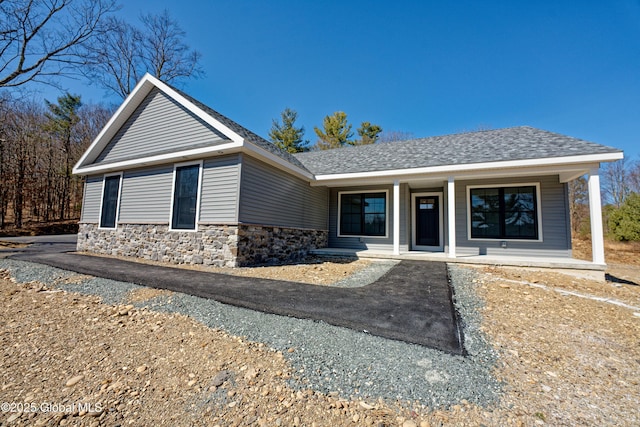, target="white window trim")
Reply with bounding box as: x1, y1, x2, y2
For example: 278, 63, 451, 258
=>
97, 172, 123, 230
169, 160, 203, 232
337, 189, 389, 239
411, 191, 444, 251
466, 182, 543, 242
